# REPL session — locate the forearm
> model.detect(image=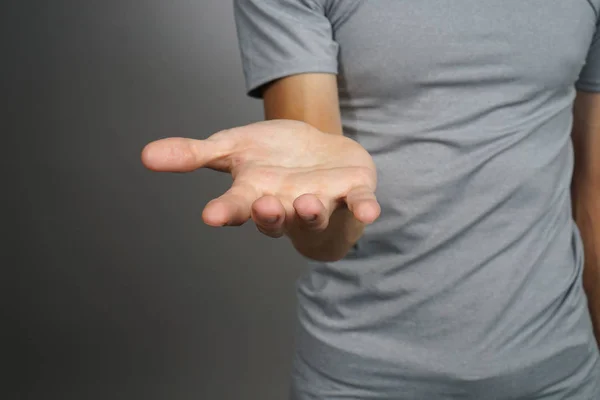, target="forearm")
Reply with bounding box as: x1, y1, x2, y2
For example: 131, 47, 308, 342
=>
571, 91, 600, 347
572, 184, 600, 346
